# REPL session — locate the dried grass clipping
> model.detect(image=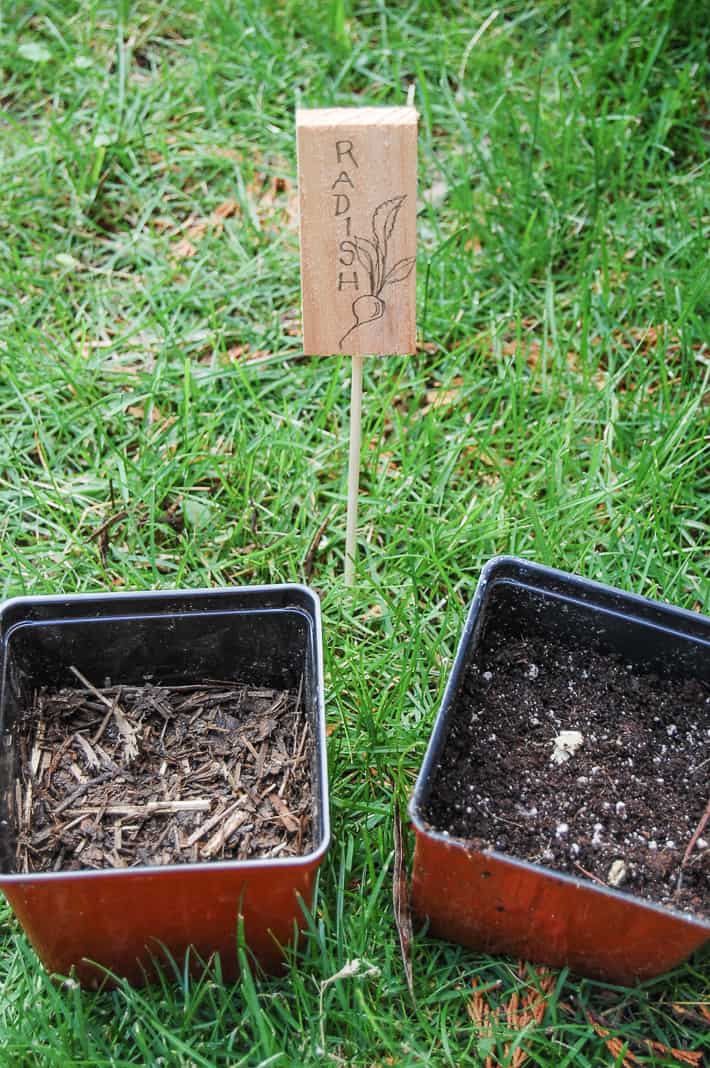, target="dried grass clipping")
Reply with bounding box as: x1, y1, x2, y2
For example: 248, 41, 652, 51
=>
585, 1012, 703, 1067
467, 963, 555, 1067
